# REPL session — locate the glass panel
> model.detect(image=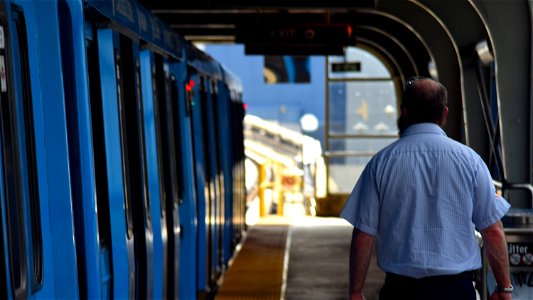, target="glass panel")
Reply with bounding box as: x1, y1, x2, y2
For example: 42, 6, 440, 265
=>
326, 46, 399, 195
328, 156, 369, 194
328, 80, 397, 136
328, 137, 396, 153
152, 54, 170, 217
327, 138, 396, 194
